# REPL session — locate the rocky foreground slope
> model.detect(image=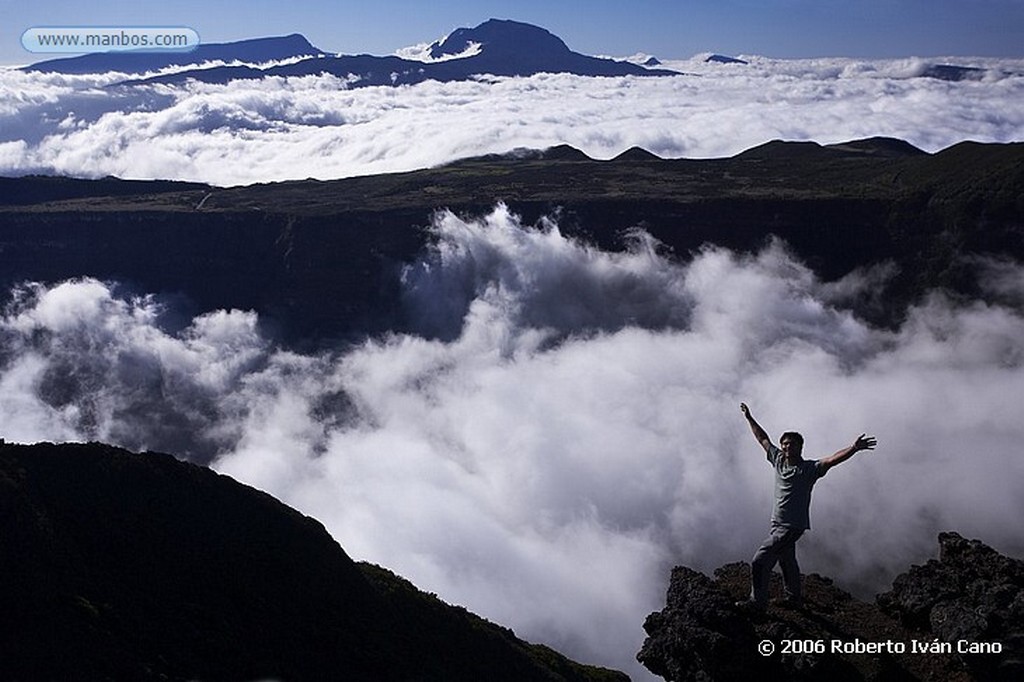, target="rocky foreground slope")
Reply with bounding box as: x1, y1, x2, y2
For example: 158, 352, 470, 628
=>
638, 533, 1024, 681
0, 441, 625, 682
